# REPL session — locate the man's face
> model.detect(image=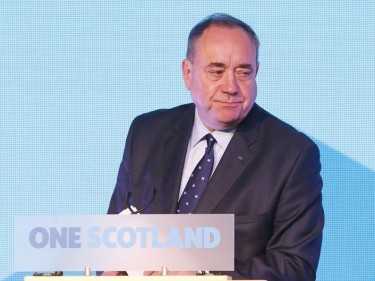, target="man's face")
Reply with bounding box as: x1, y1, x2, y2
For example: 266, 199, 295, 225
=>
182, 25, 259, 131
